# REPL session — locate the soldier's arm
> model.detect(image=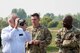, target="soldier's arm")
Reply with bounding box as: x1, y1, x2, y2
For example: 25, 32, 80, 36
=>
39, 28, 52, 47
55, 34, 61, 42
74, 28, 80, 40
55, 30, 62, 47
75, 31, 80, 48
